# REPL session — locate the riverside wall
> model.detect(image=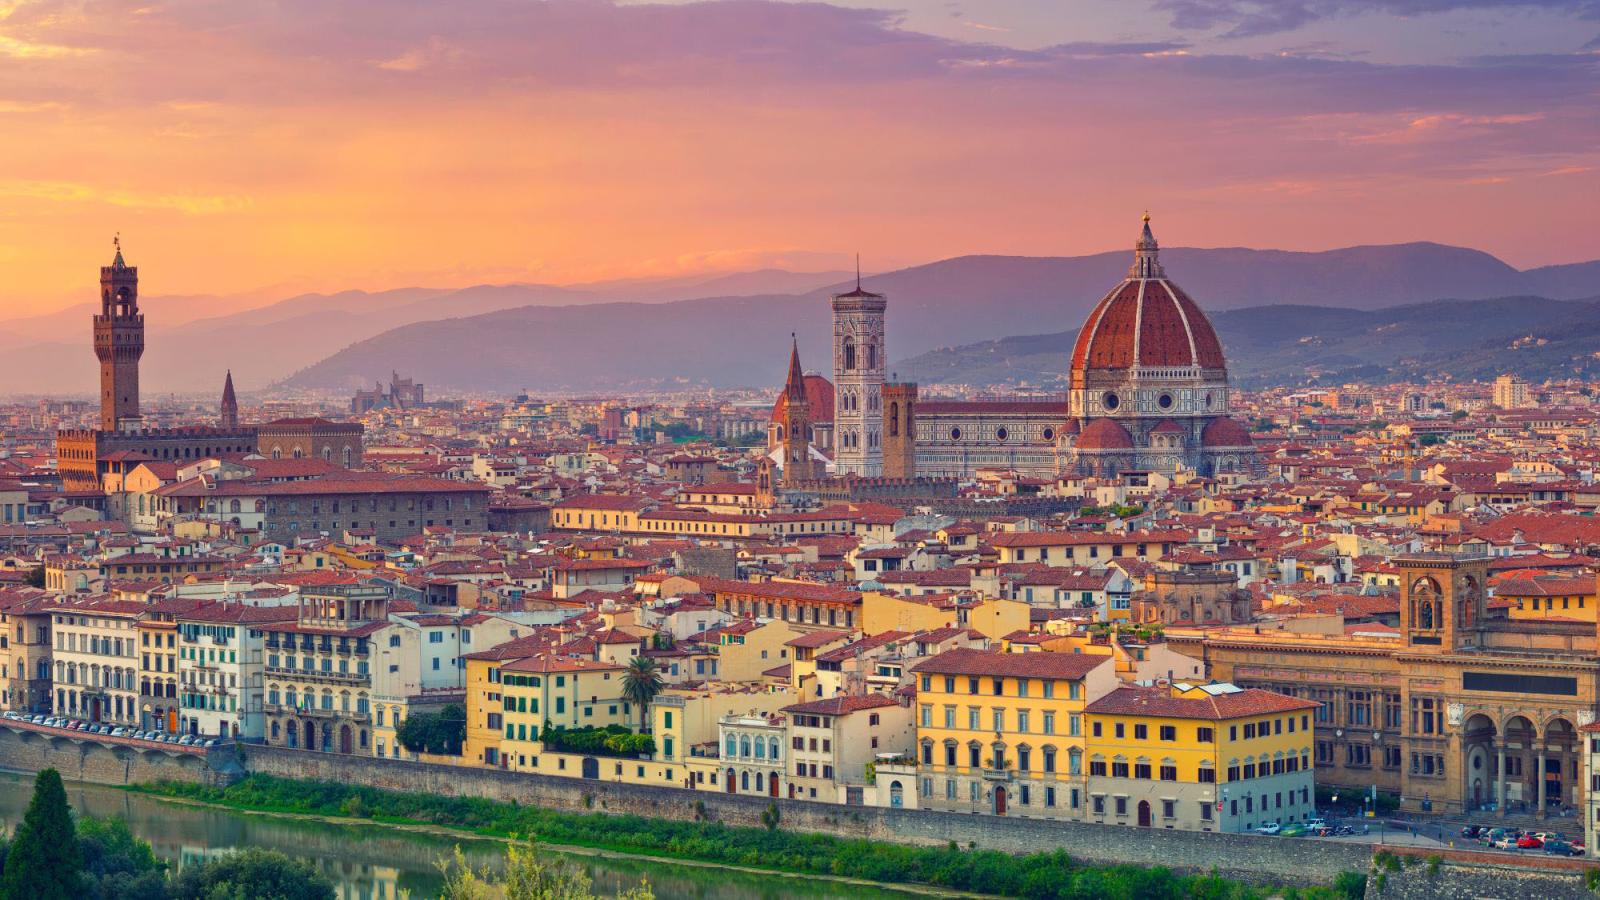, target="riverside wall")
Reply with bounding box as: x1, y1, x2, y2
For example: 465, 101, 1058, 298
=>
0, 724, 239, 787
15, 732, 1597, 889
240, 745, 1372, 885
